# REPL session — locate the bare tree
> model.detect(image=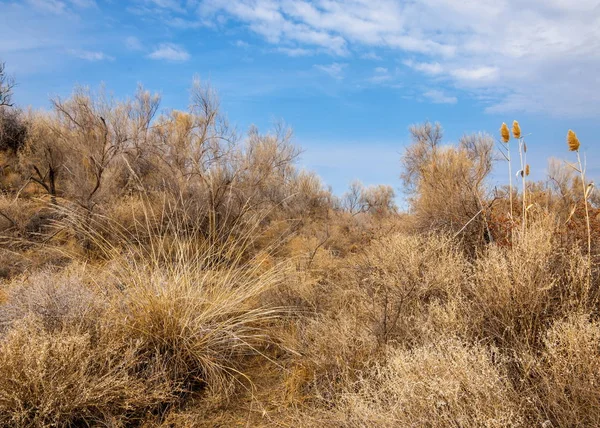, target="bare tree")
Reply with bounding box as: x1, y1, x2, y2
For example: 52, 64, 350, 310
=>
401, 122, 494, 252
0, 62, 15, 108
342, 180, 397, 216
